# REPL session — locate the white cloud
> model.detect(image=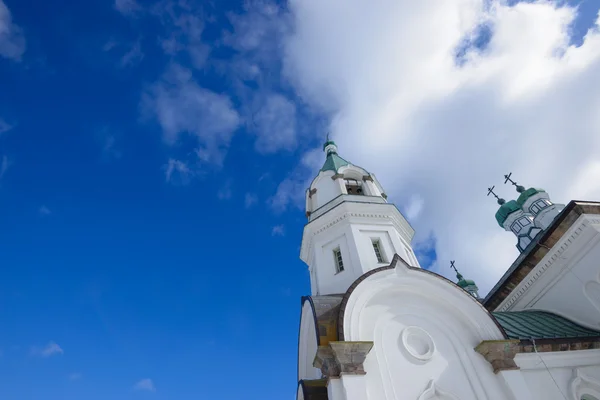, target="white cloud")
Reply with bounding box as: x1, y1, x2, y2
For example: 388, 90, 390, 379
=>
269, 148, 322, 213
276, 0, 600, 294
0, 0, 25, 61
119, 40, 144, 67
39, 205, 51, 216
154, 1, 209, 69
244, 192, 258, 208
404, 194, 424, 222
31, 341, 63, 357
114, 0, 140, 15
251, 93, 297, 154
164, 158, 192, 184
0, 118, 12, 134
134, 378, 155, 392
102, 134, 122, 160
272, 224, 285, 236
143, 63, 241, 166
217, 180, 233, 200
